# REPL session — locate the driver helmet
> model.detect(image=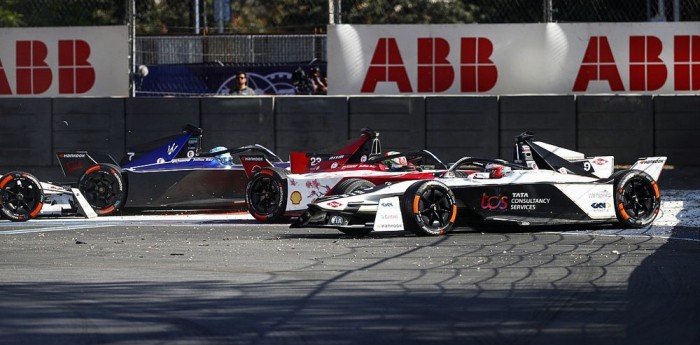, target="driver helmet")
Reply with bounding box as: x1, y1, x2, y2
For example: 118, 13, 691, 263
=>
209, 146, 233, 166
383, 151, 408, 169
485, 163, 510, 178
